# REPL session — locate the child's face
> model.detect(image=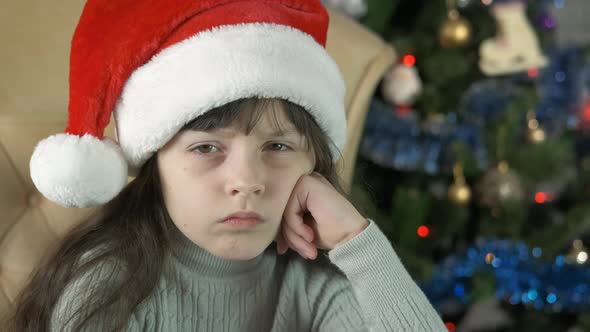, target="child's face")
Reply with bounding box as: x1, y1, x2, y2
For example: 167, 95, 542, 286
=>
157, 106, 315, 261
